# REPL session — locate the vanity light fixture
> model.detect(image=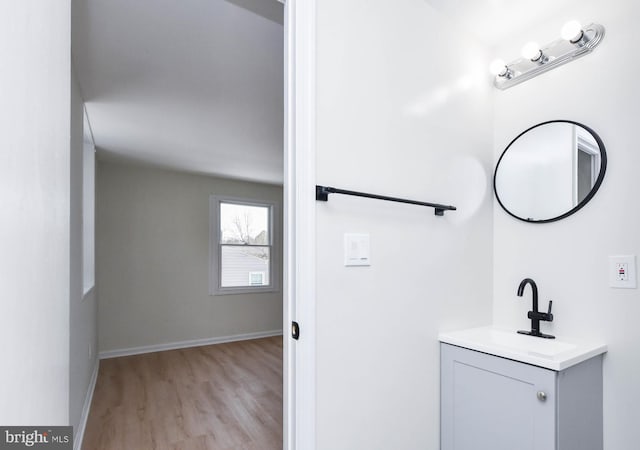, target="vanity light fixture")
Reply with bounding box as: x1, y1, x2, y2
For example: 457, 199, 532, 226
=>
521, 41, 548, 64
561, 20, 585, 44
491, 21, 605, 90
489, 58, 513, 79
